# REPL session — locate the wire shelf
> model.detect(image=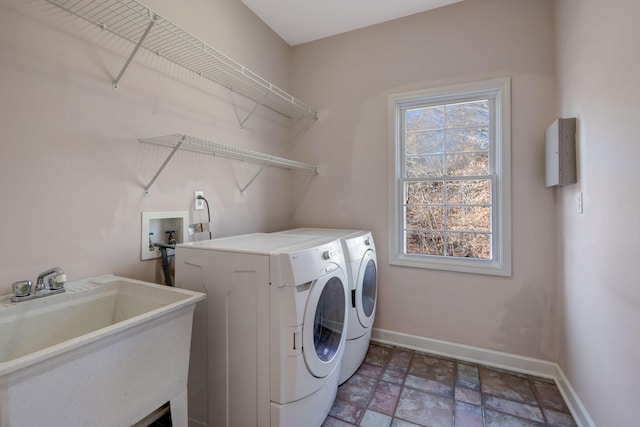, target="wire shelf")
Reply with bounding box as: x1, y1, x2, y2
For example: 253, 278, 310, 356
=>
46, 0, 318, 121
140, 134, 317, 195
